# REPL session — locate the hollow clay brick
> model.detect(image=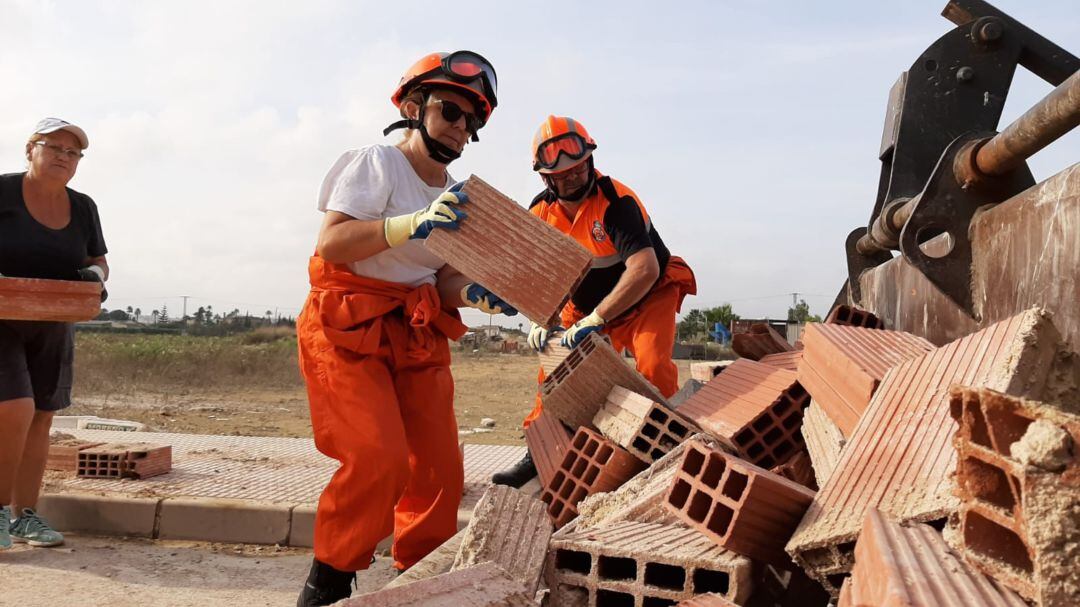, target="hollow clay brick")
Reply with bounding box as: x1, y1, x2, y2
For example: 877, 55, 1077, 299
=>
594, 386, 700, 464
423, 175, 592, 328
675, 593, 738, 606
76, 443, 172, 479
547, 520, 753, 606
947, 386, 1080, 606
770, 450, 817, 490
825, 304, 884, 329
452, 485, 553, 596
690, 361, 732, 382
525, 409, 573, 491
664, 440, 815, 566
541, 427, 647, 529
800, 400, 846, 488
541, 333, 667, 429
676, 358, 809, 470
732, 323, 793, 360
786, 308, 1065, 597
0, 276, 101, 322
342, 561, 534, 606
46, 439, 105, 472
538, 333, 573, 376
567, 434, 725, 535
758, 350, 804, 372
847, 510, 1027, 607
798, 323, 934, 437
